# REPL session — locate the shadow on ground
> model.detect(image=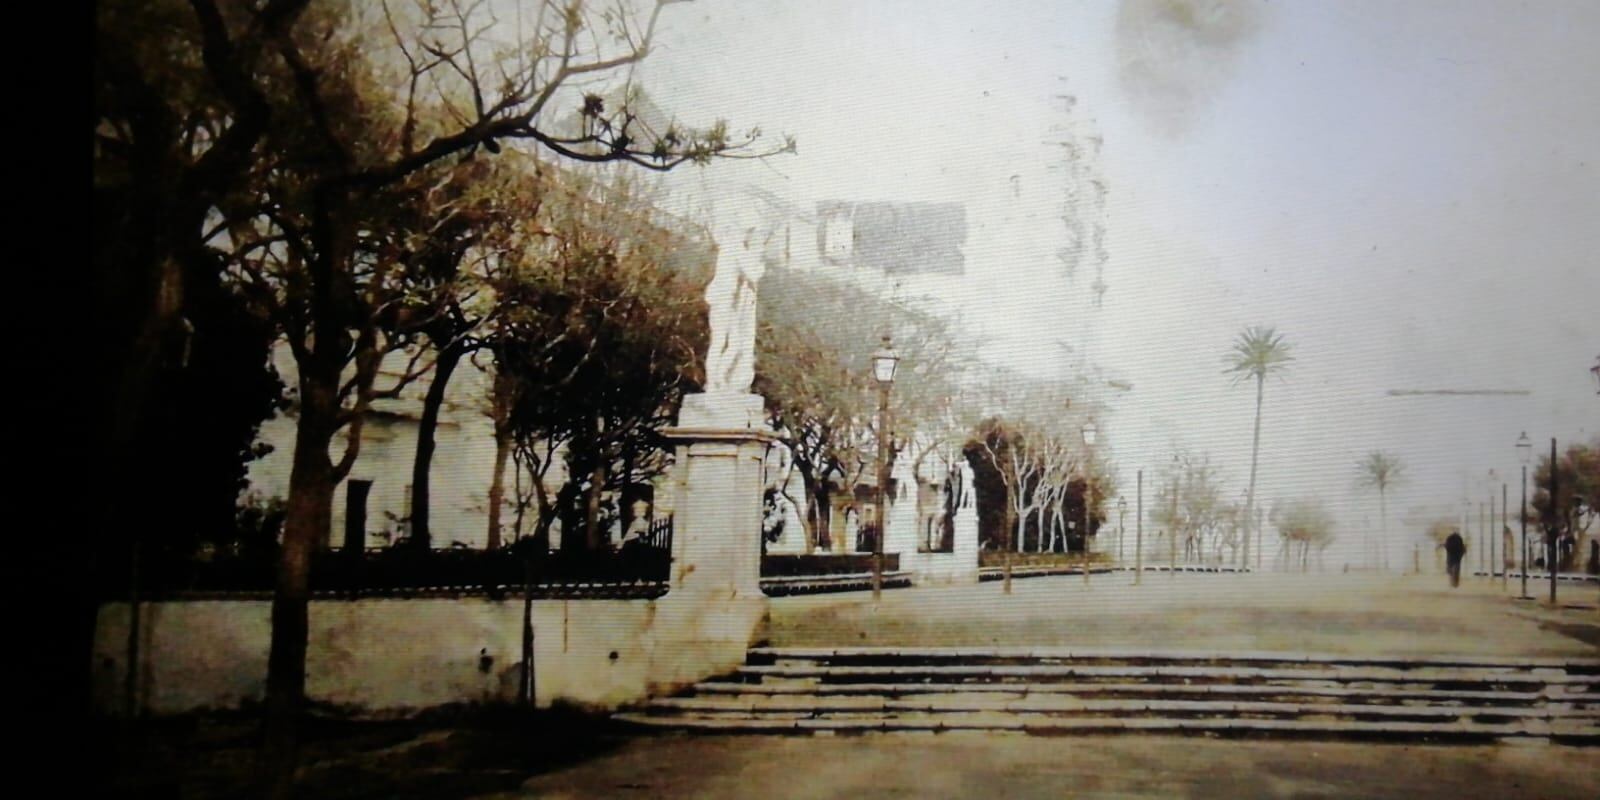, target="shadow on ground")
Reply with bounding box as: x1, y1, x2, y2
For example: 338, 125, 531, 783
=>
96, 704, 630, 799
